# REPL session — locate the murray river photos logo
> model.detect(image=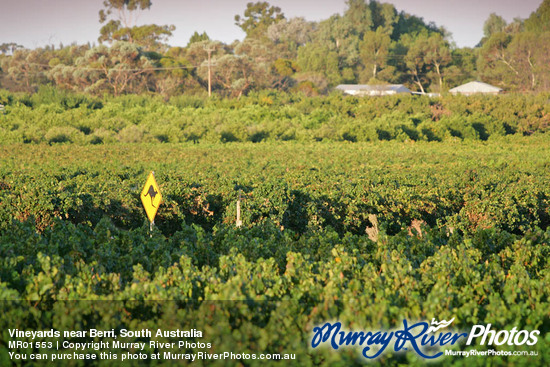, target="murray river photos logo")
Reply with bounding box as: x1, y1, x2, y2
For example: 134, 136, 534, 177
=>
311, 318, 540, 360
